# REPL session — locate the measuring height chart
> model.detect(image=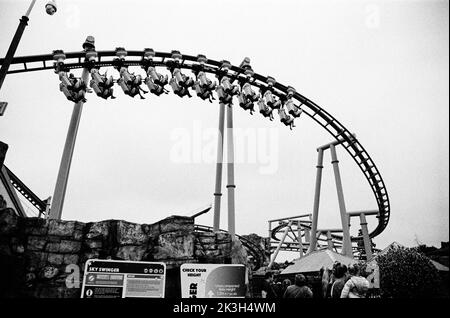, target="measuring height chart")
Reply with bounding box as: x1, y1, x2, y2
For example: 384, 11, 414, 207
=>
180, 263, 246, 298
